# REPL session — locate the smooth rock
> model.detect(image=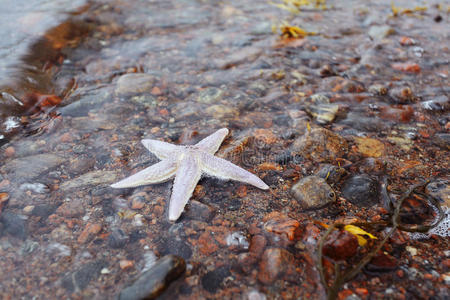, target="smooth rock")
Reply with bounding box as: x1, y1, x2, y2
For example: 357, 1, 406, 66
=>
115, 73, 158, 96
108, 228, 129, 249
2, 154, 64, 182
201, 266, 231, 293
61, 259, 107, 292
0, 212, 27, 239
184, 200, 215, 221
118, 255, 186, 300
291, 176, 336, 210
291, 128, 347, 163
322, 230, 358, 261
159, 238, 192, 260
258, 248, 294, 284
341, 174, 379, 207
60, 170, 118, 191
31, 204, 57, 219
